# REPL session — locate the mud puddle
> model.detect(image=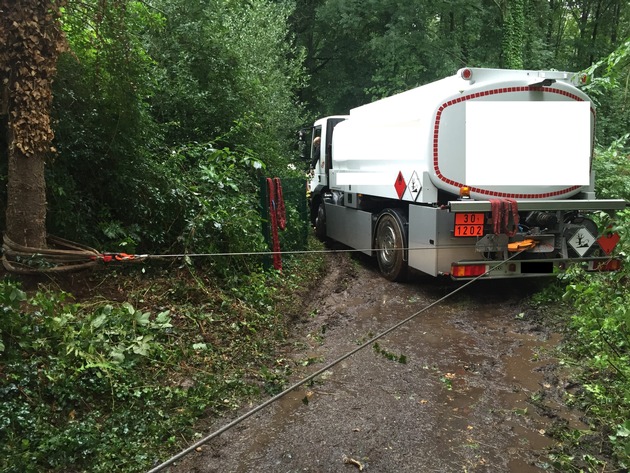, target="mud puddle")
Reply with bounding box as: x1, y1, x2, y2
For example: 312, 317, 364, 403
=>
170, 256, 578, 472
